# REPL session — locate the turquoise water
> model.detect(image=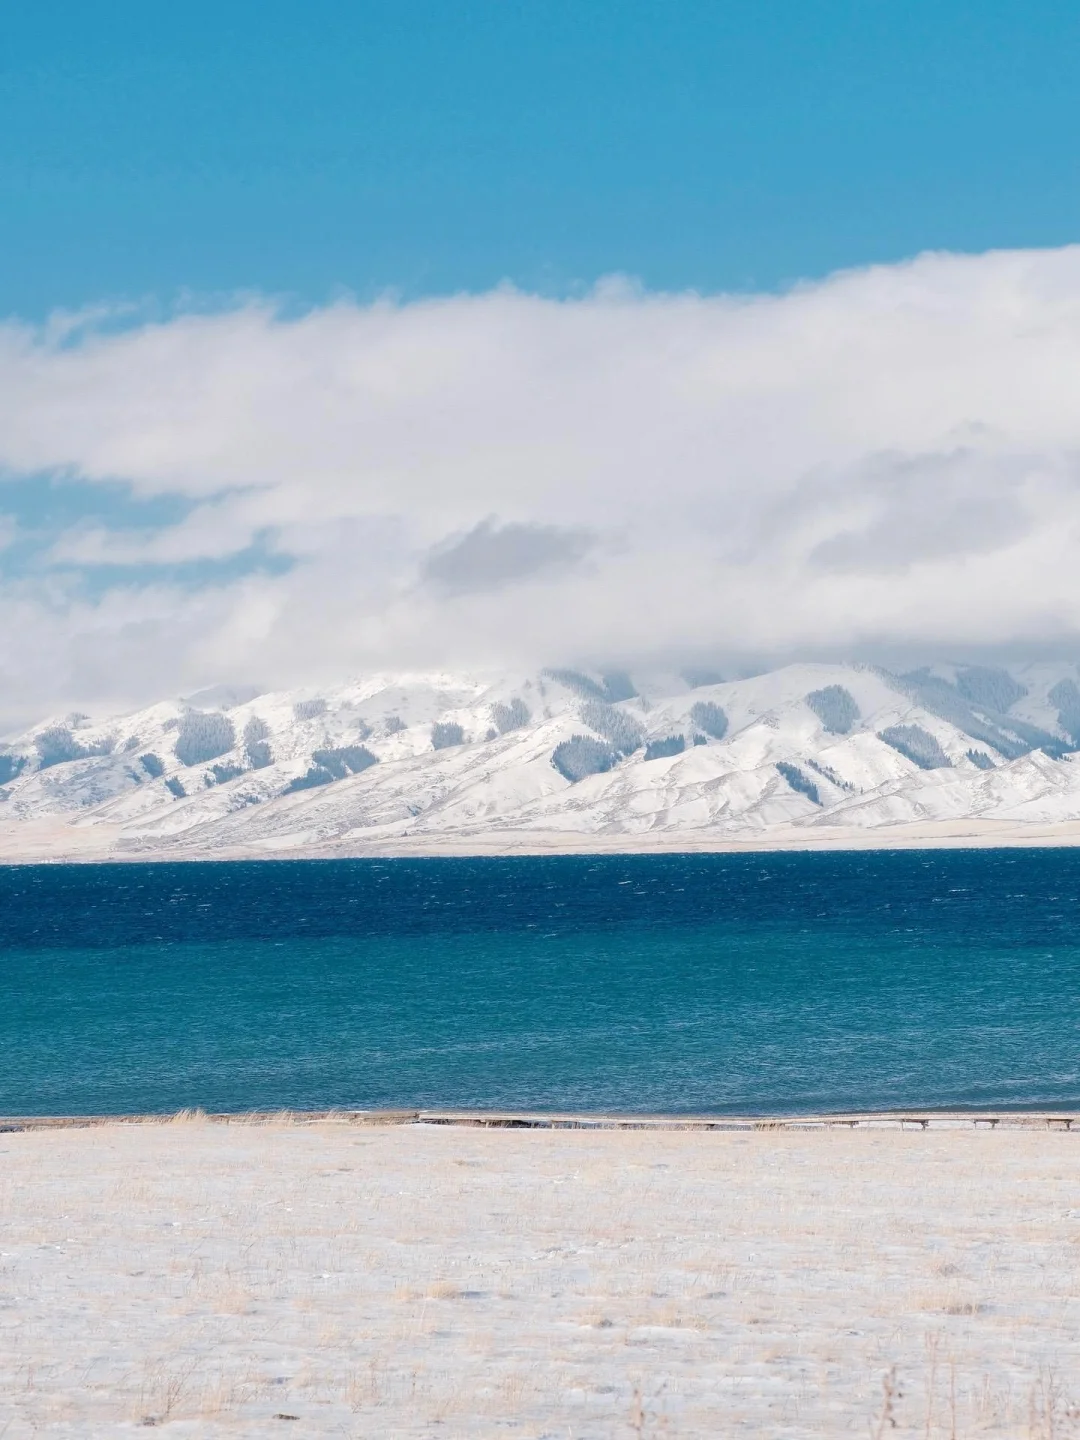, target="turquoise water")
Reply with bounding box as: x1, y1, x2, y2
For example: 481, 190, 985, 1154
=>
2, 851, 1079, 1115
